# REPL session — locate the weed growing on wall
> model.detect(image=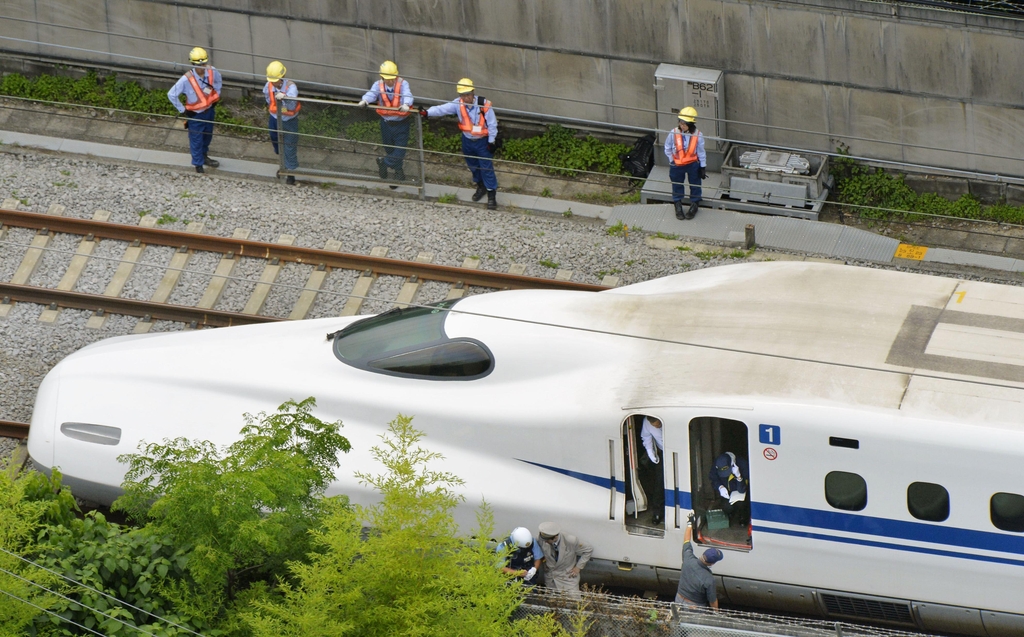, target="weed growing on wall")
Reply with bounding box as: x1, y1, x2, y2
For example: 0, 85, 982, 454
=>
502, 124, 629, 177
0, 71, 177, 116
